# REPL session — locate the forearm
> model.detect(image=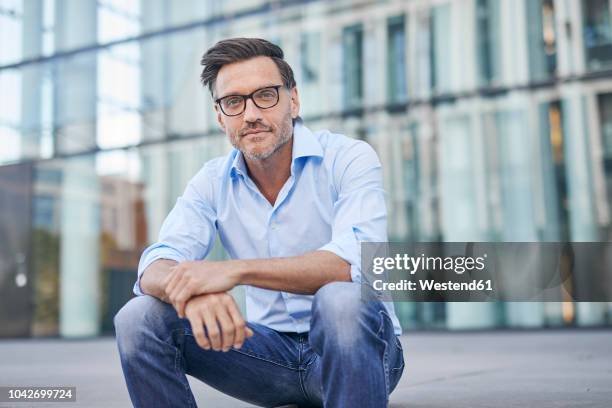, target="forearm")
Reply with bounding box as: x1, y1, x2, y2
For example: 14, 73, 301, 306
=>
238, 250, 351, 294
140, 259, 178, 303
